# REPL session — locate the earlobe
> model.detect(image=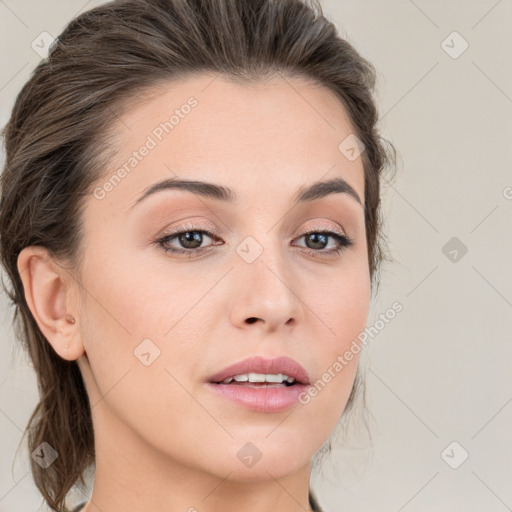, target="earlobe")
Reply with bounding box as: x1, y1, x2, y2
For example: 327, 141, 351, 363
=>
17, 246, 85, 361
